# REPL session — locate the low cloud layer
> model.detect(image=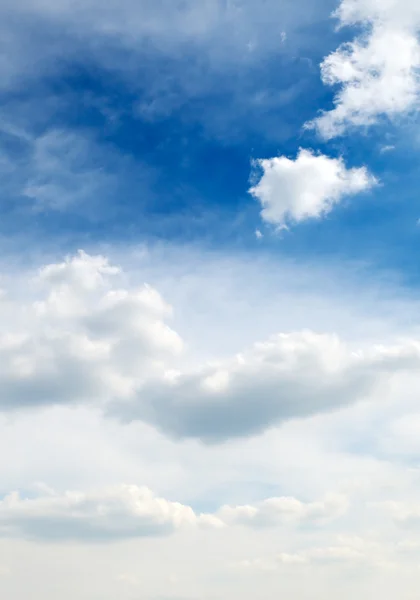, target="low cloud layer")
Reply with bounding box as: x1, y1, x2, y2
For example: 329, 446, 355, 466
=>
0, 485, 345, 542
